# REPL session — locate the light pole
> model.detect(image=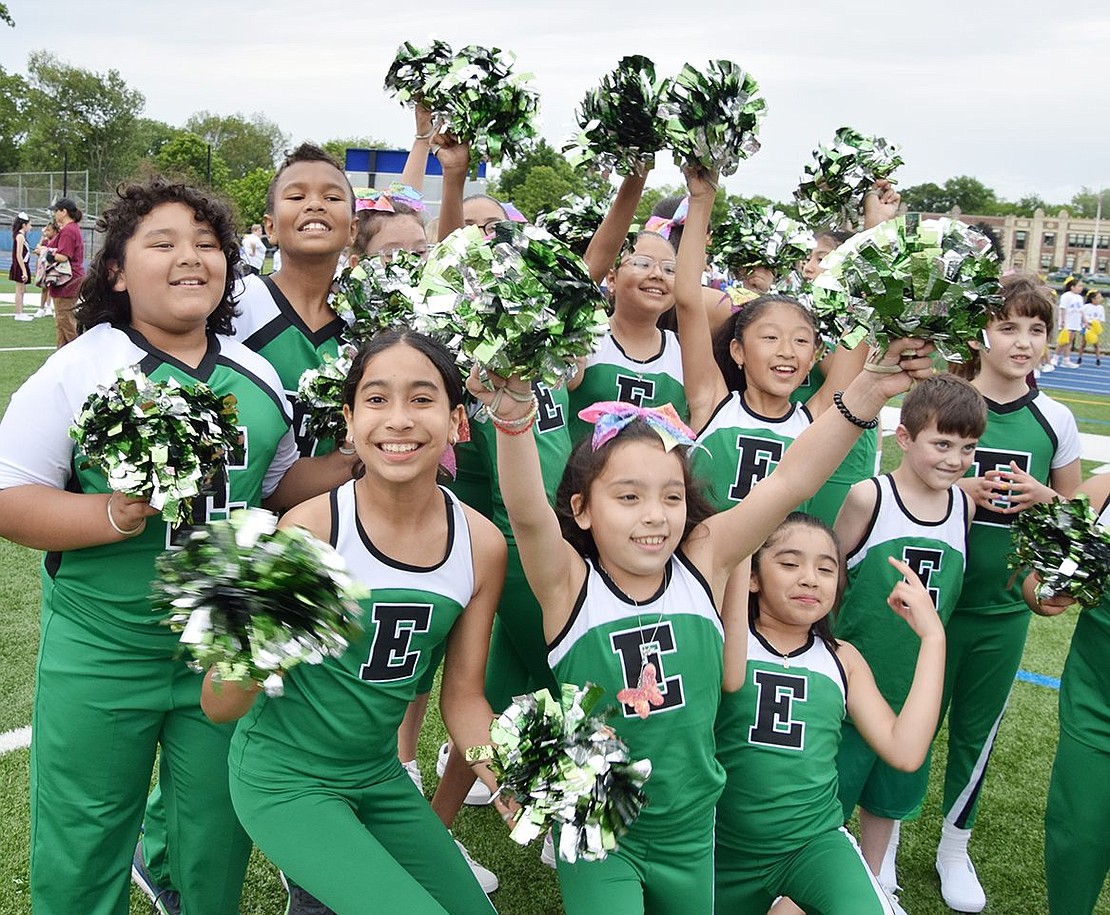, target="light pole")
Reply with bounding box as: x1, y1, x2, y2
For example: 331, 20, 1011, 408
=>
1092, 190, 1104, 275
